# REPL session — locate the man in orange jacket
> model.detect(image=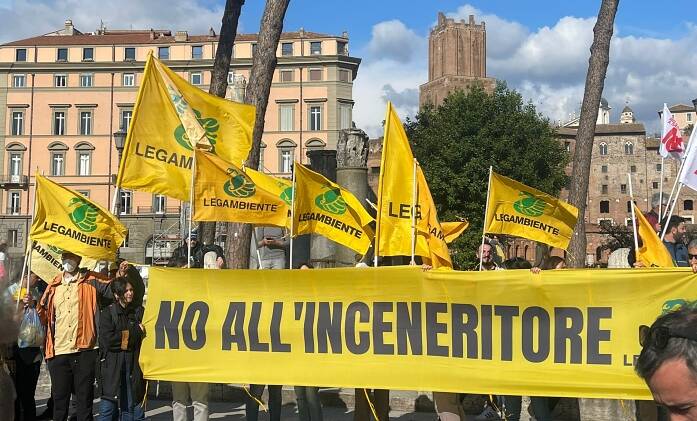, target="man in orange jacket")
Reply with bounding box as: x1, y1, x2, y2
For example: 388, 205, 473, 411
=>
38, 250, 112, 421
